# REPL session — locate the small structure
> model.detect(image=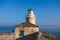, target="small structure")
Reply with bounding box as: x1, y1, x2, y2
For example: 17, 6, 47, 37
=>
15, 8, 39, 39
